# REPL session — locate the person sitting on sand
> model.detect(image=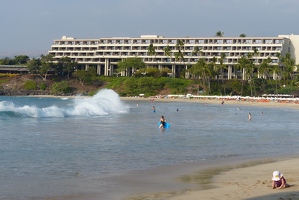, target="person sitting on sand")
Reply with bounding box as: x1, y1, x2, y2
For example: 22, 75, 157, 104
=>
272, 171, 290, 189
